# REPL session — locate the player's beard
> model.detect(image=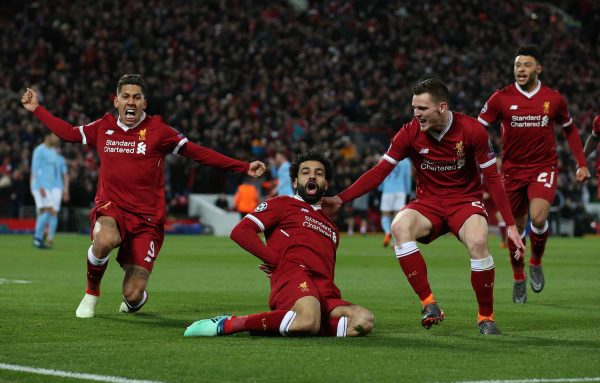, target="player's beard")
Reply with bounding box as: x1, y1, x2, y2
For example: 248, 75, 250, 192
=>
297, 181, 326, 205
